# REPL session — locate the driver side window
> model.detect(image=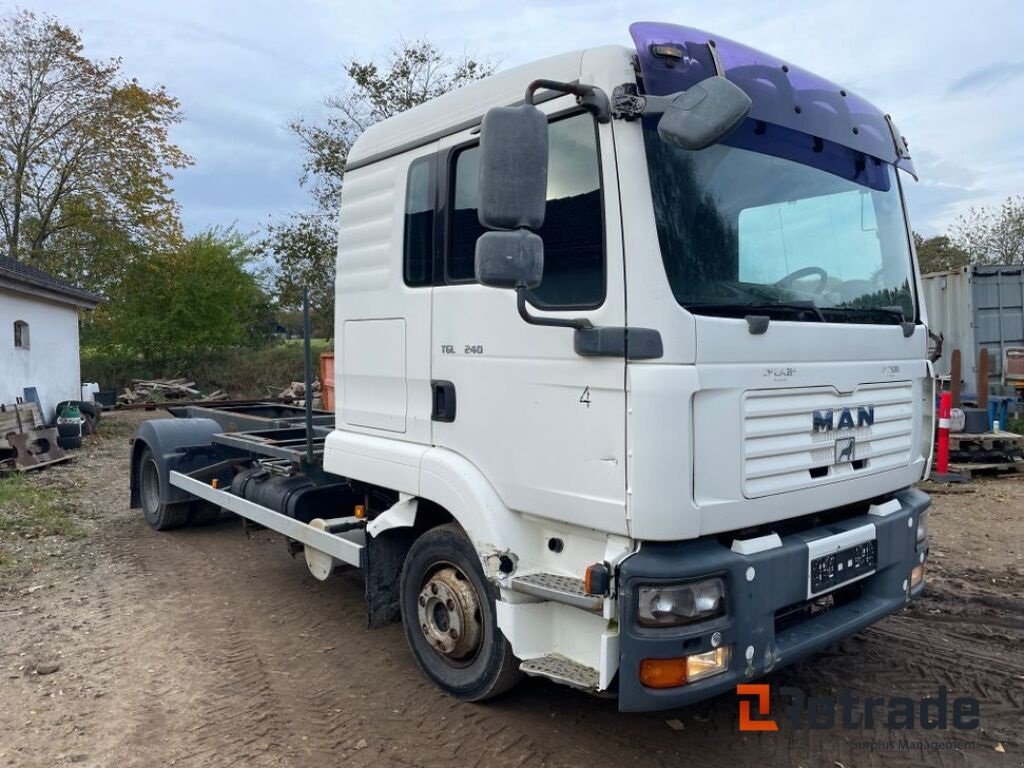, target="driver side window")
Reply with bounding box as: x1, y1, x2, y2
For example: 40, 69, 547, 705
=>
446, 111, 605, 308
